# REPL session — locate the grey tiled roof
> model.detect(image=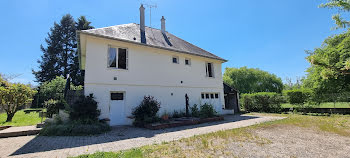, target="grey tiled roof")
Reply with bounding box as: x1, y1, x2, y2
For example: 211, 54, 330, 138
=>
81, 23, 226, 61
